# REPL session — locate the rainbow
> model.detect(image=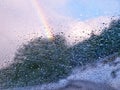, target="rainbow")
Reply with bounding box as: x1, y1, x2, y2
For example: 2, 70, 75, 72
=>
31, 0, 54, 39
